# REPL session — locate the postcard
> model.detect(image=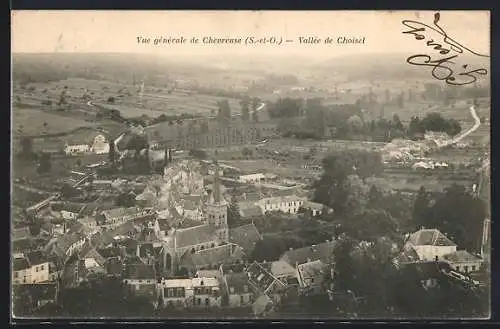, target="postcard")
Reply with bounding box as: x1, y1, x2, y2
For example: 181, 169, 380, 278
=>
11, 10, 490, 321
